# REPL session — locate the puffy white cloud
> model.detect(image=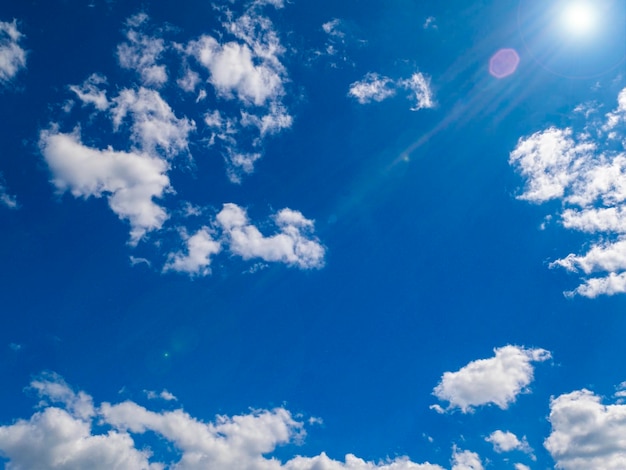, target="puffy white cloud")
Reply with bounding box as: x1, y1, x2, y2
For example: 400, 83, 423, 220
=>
0, 19, 26, 84
164, 227, 221, 276
348, 73, 396, 104
348, 72, 435, 110
117, 13, 168, 87
511, 87, 626, 296
40, 129, 170, 244
216, 203, 325, 269
485, 430, 532, 455
0, 374, 447, 470
545, 388, 626, 469
450, 448, 483, 470
187, 32, 283, 107
433, 346, 551, 413
514, 464, 530, 470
